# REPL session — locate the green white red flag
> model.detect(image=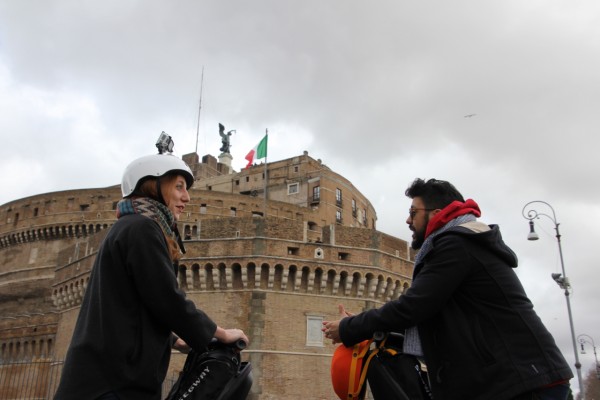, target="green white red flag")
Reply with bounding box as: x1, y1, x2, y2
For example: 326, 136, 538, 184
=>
245, 134, 268, 168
